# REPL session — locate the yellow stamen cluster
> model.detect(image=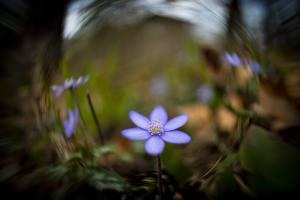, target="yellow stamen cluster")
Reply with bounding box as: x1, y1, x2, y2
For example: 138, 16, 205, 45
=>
148, 119, 164, 135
